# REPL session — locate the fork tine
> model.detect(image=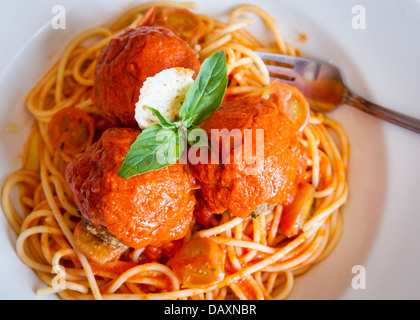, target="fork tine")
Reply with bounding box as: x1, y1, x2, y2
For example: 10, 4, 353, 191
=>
269, 77, 297, 86
265, 65, 299, 81
255, 51, 318, 69
255, 51, 322, 81
255, 51, 298, 66
255, 51, 300, 81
